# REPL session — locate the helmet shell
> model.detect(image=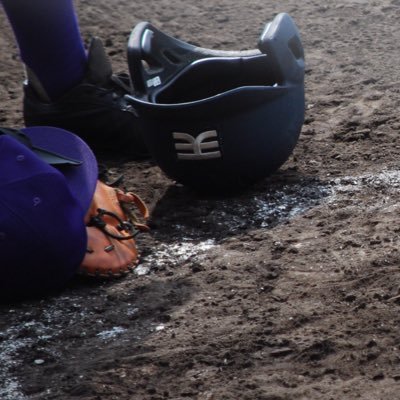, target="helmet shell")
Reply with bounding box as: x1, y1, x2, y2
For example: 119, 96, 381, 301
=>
126, 13, 305, 192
